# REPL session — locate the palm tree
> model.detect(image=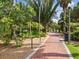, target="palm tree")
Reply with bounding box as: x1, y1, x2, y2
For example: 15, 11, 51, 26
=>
27, 0, 59, 44
28, 0, 59, 31
59, 0, 72, 43
59, 0, 71, 32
